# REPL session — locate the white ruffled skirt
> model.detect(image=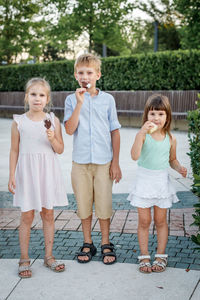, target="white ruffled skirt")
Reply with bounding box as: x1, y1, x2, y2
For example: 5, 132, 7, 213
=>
127, 166, 179, 208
